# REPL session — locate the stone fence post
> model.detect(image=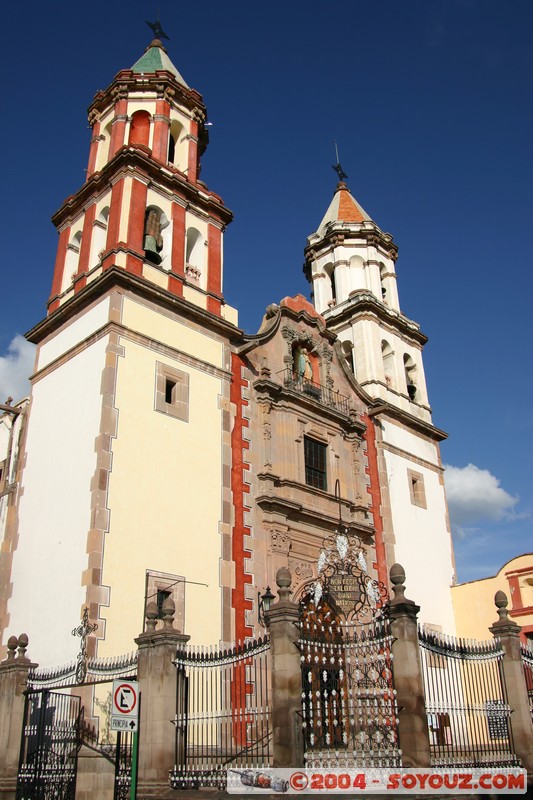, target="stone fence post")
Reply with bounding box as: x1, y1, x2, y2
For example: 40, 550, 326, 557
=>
489, 591, 533, 772
135, 598, 189, 800
265, 567, 302, 767
0, 634, 37, 800
387, 563, 431, 768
